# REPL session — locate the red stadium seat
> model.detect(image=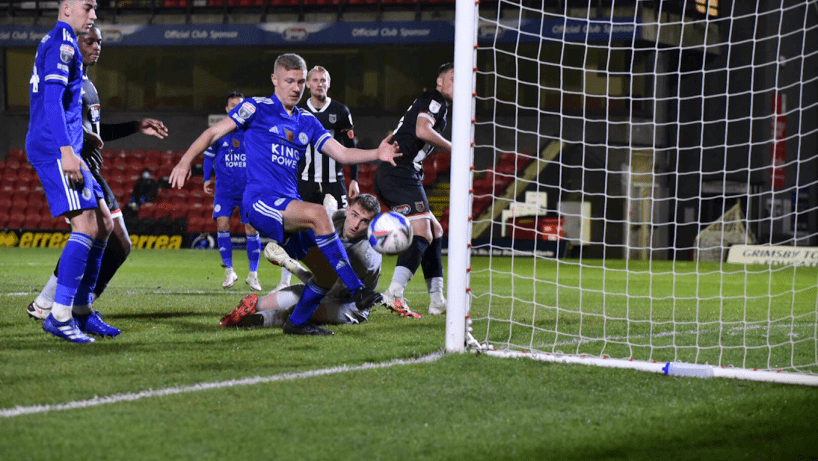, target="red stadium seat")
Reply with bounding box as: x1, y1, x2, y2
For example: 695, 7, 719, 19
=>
7, 211, 25, 229
24, 214, 42, 230
8, 148, 26, 162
